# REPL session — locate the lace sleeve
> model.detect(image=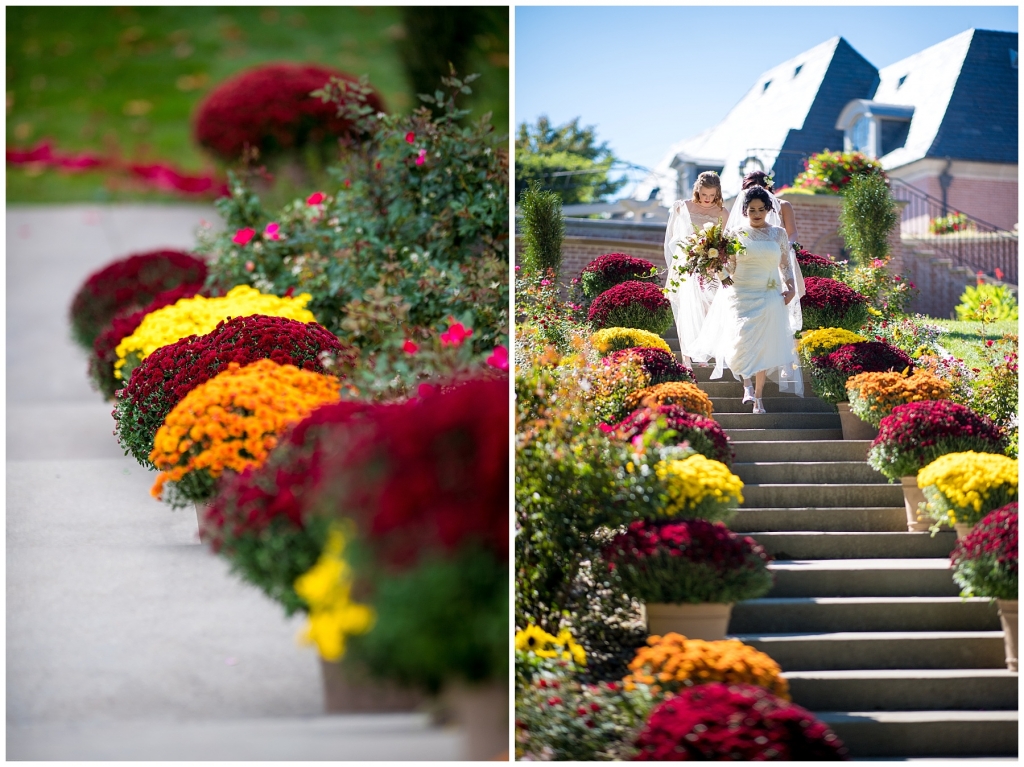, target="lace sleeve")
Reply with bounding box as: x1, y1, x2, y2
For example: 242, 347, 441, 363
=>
776, 228, 794, 289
